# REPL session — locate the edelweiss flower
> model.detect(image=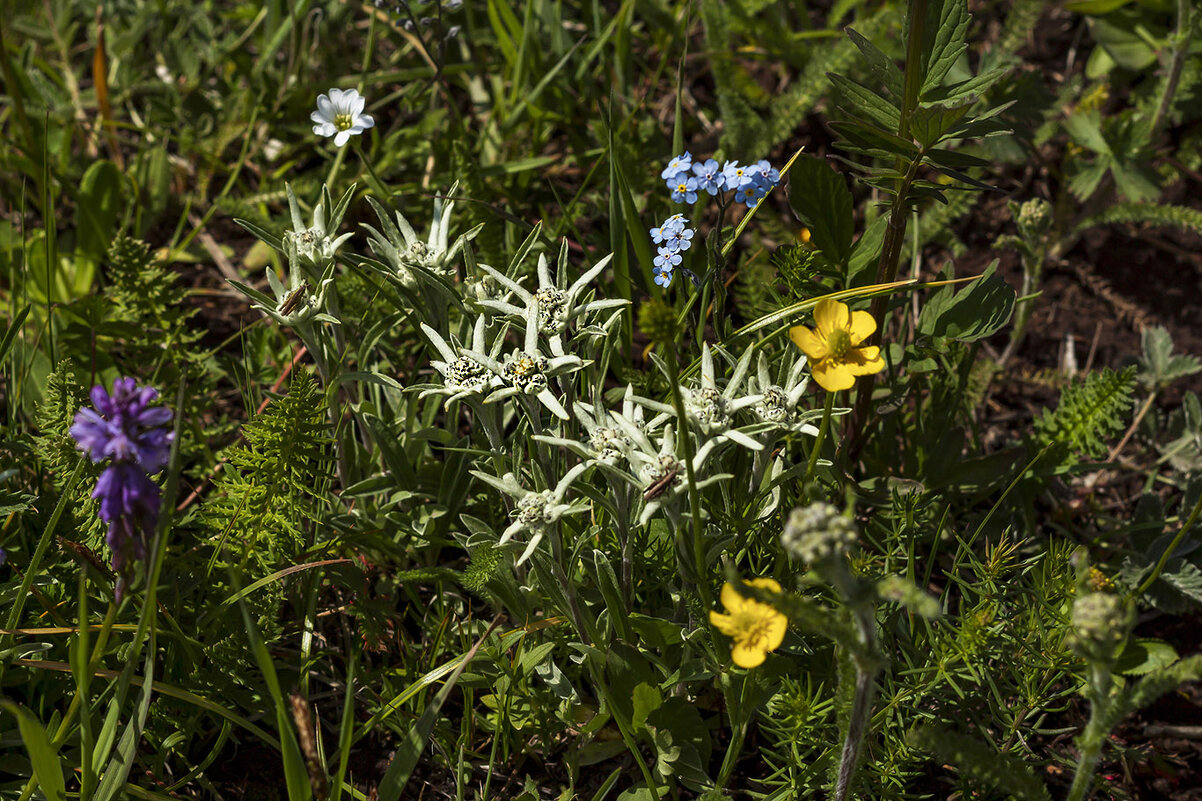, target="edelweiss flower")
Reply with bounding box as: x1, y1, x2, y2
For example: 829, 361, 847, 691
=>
283, 183, 355, 271
418, 317, 504, 406
790, 298, 885, 392
744, 352, 821, 436
474, 239, 626, 356
311, 88, 375, 147
471, 468, 589, 564
710, 578, 788, 668
362, 184, 482, 289
229, 240, 336, 329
